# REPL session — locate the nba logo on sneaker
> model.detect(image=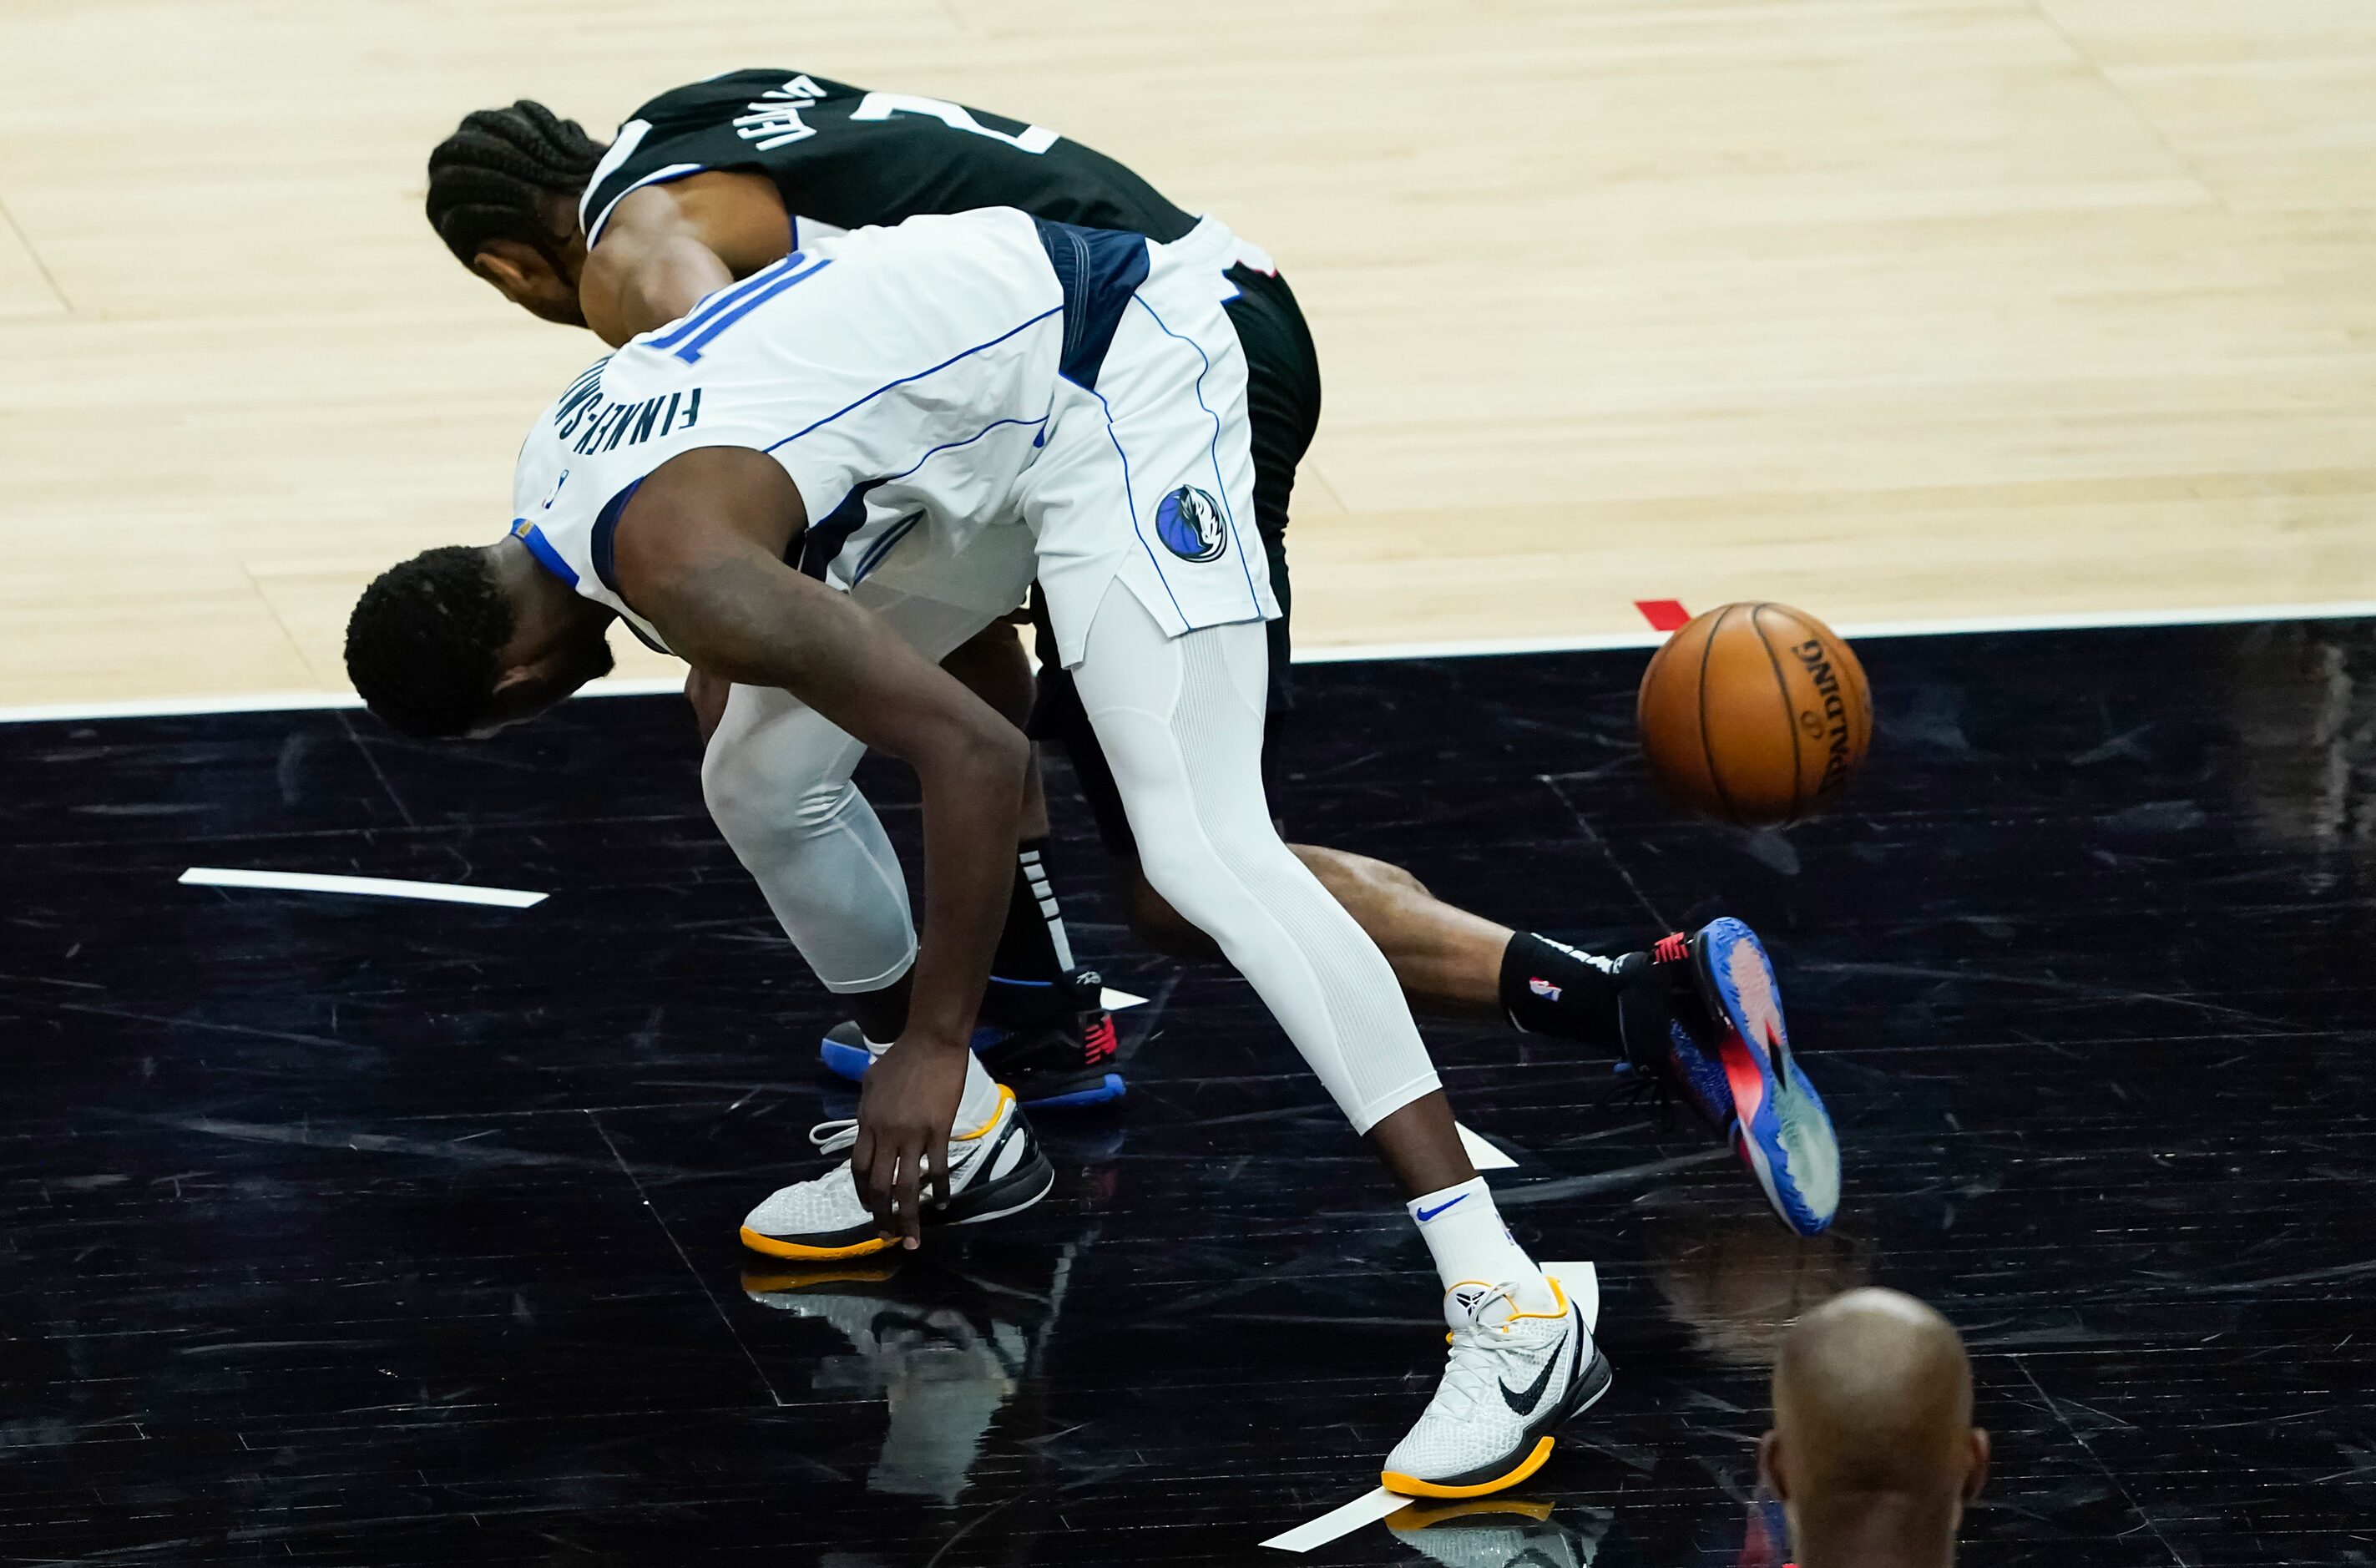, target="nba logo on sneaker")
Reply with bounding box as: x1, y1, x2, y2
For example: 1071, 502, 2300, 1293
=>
1529, 976, 1562, 1000
1155, 485, 1228, 562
